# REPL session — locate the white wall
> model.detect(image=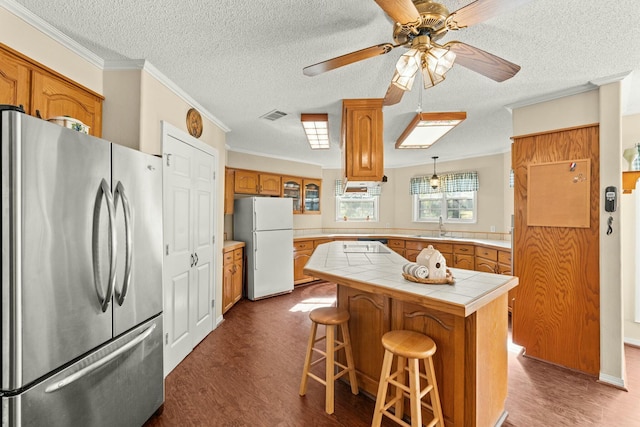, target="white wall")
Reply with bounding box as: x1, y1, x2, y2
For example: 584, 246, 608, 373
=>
622, 114, 640, 344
